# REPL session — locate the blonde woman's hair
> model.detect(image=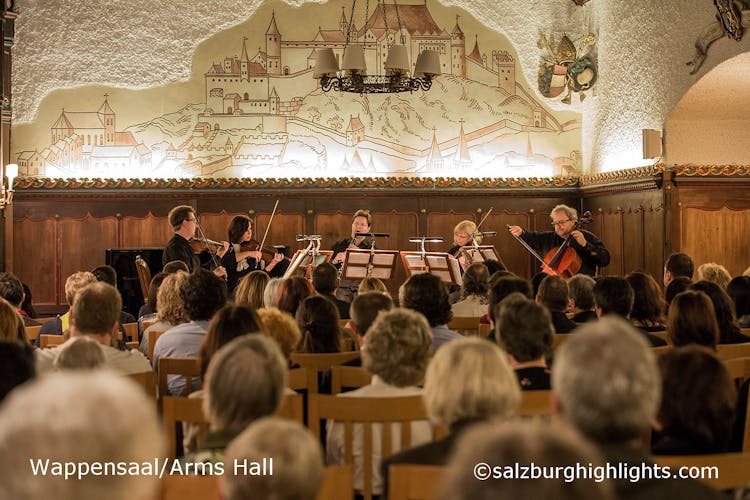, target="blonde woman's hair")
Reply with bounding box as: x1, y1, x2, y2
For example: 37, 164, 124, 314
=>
0, 297, 25, 343
64, 271, 97, 305
234, 271, 269, 309
357, 277, 389, 296
453, 220, 481, 244
156, 271, 189, 325
256, 307, 301, 361
696, 262, 732, 289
